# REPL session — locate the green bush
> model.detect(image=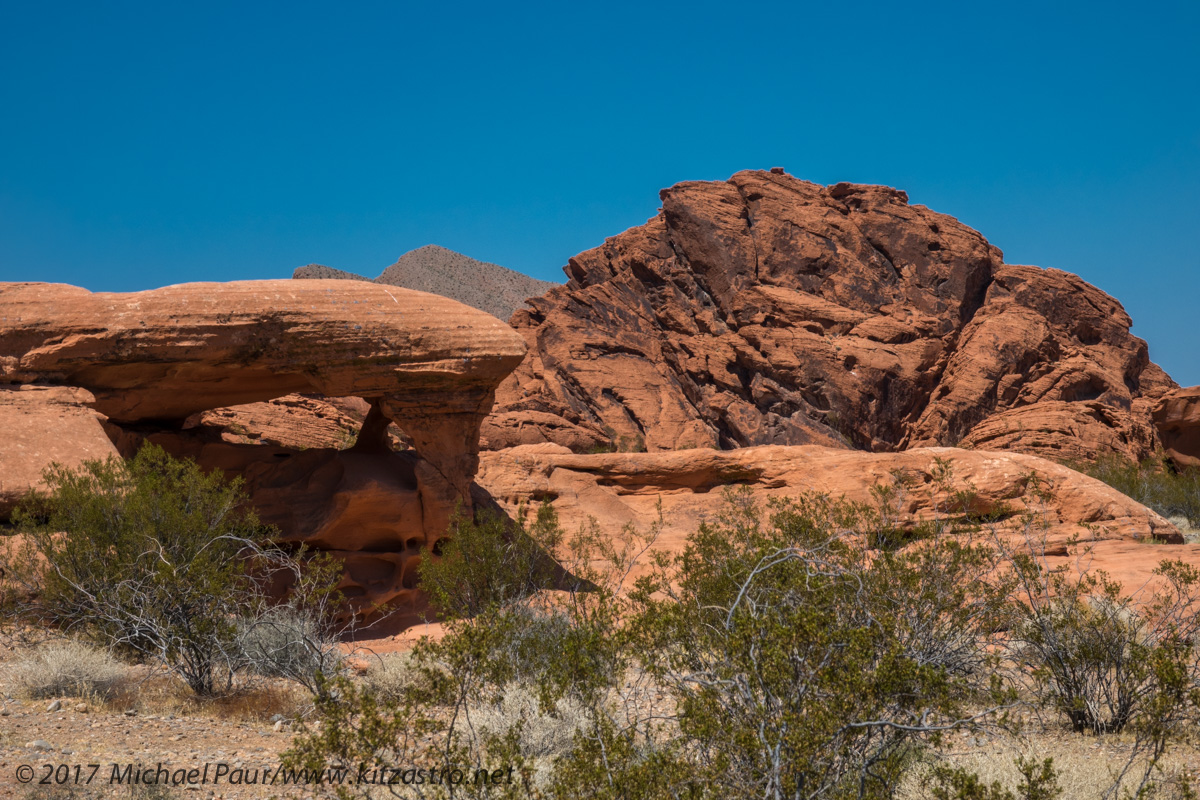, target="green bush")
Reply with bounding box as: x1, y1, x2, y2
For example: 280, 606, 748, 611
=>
287, 488, 1020, 799
926, 757, 1062, 800
1084, 455, 1200, 527
612, 489, 1015, 800
995, 486, 1200, 798
284, 468, 1200, 800
6, 443, 301, 696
